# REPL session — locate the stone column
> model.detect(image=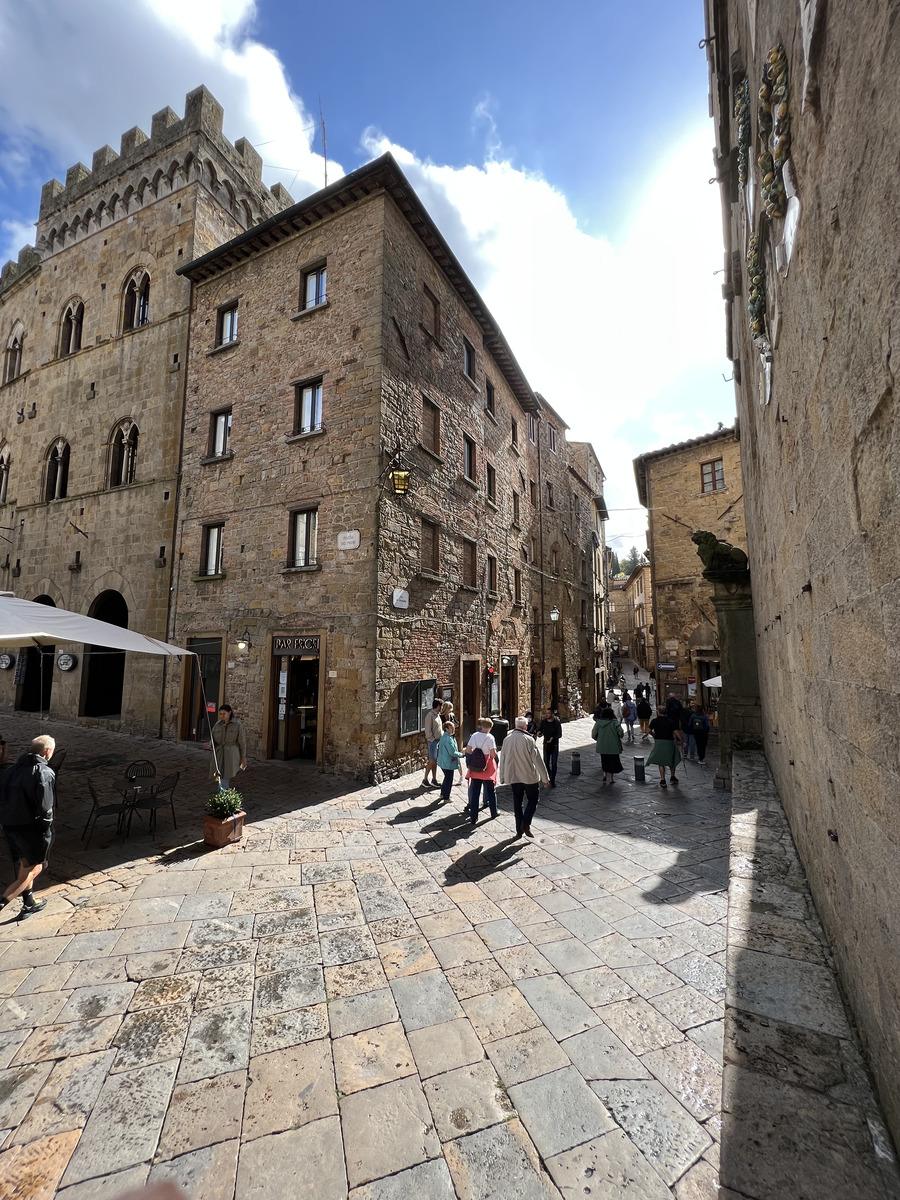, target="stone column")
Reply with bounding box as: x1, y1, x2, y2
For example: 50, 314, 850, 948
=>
702, 565, 762, 791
